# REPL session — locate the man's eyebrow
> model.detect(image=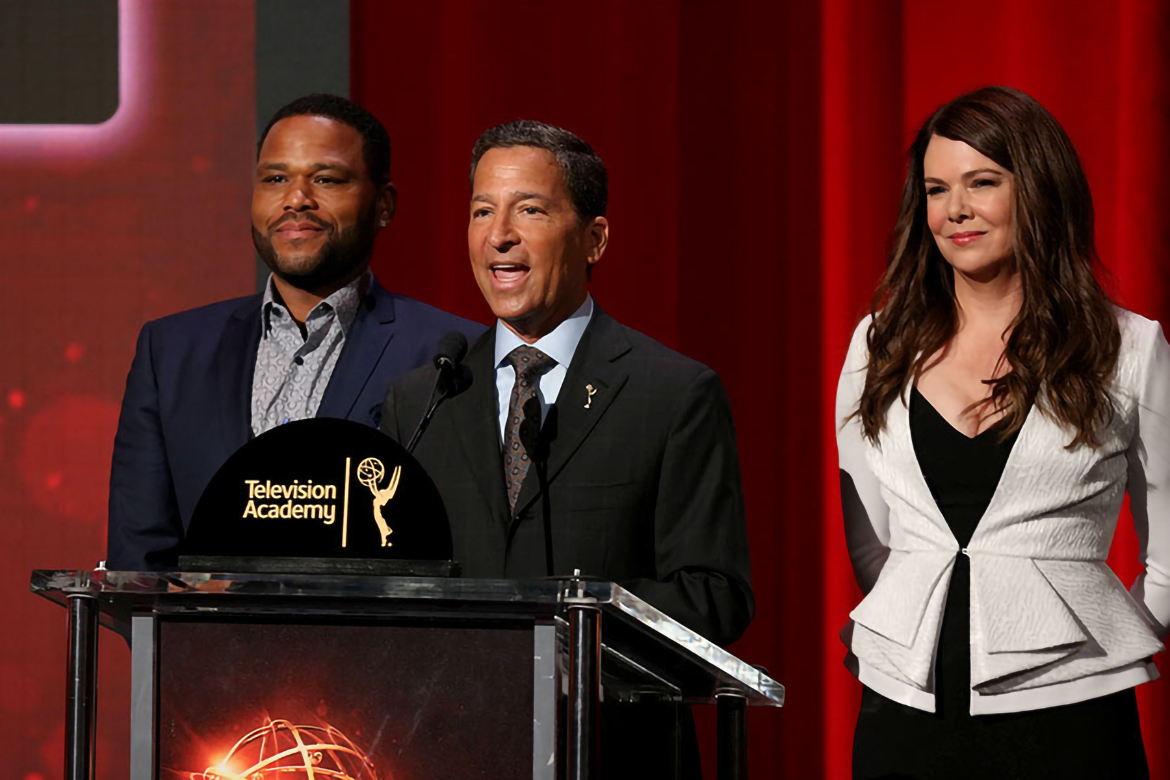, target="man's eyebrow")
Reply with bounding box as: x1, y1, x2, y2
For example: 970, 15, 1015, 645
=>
471, 191, 554, 204
511, 191, 553, 203
256, 161, 357, 174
